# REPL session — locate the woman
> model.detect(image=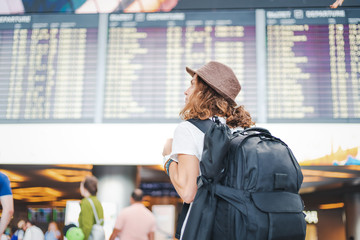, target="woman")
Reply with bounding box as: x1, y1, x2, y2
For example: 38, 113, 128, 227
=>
79, 176, 104, 240
44, 222, 61, 240
162, 61, 254, 239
